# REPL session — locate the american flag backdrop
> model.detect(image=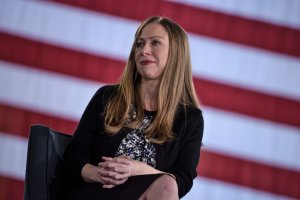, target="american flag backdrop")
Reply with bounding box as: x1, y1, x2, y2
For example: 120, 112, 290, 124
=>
0, 0, 300, 199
